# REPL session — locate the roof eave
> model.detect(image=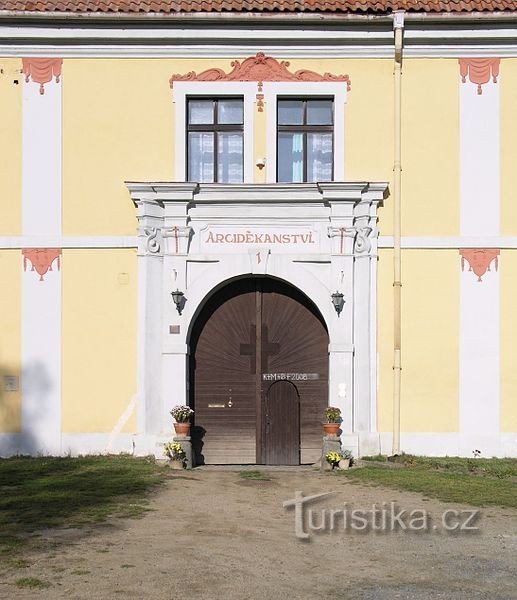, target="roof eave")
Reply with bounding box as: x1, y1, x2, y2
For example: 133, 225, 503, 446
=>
1, 9, 517, 24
